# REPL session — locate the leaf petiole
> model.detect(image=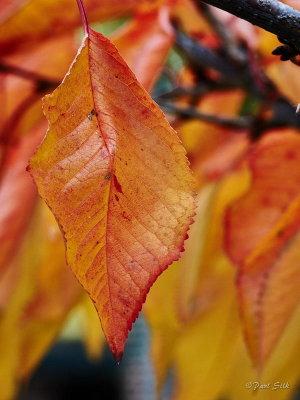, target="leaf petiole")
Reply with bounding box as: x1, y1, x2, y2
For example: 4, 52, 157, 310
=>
76, 0, 89, 35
